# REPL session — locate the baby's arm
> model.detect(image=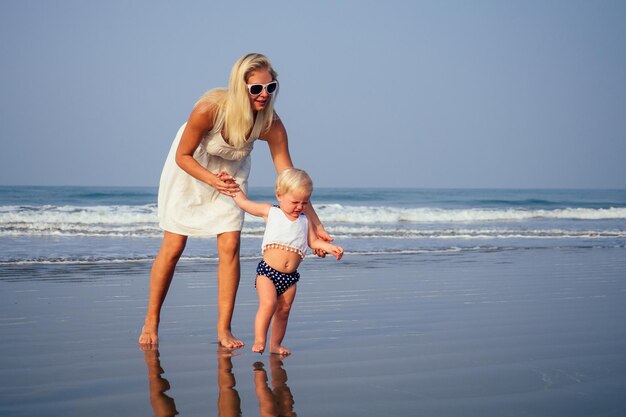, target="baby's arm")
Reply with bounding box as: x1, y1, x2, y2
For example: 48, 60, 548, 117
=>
307, 219, 343, 260
232, 190, 271, 219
